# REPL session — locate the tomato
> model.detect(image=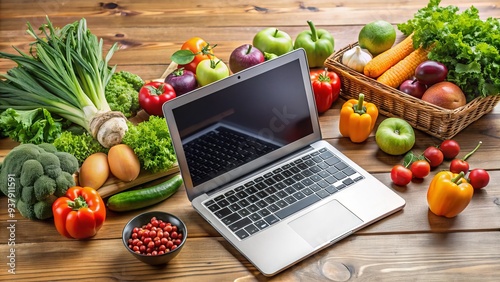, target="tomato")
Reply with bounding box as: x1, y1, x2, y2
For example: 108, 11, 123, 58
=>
391, 164, 412, 186
468, 169, 490, 189
410, 160, 431, 178
450, 159, 469, 174
440, 139, 460, 159
310, 69, 341, 113
179, 37, 215, 73
195, 58, 230, 86
423, 146, 444, 167
138, 81, 176, 117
